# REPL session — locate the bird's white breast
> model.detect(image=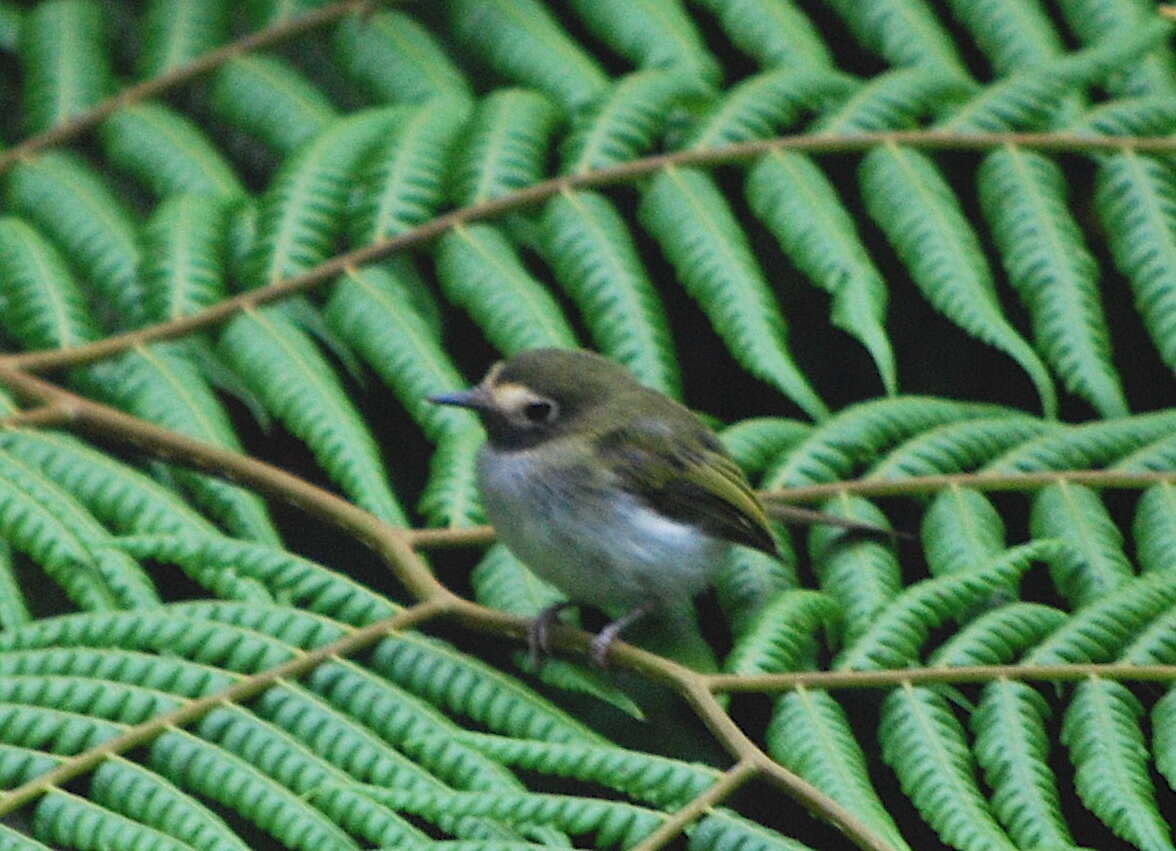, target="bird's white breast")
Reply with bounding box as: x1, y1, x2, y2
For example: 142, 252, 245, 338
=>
476, 445, 727, 608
